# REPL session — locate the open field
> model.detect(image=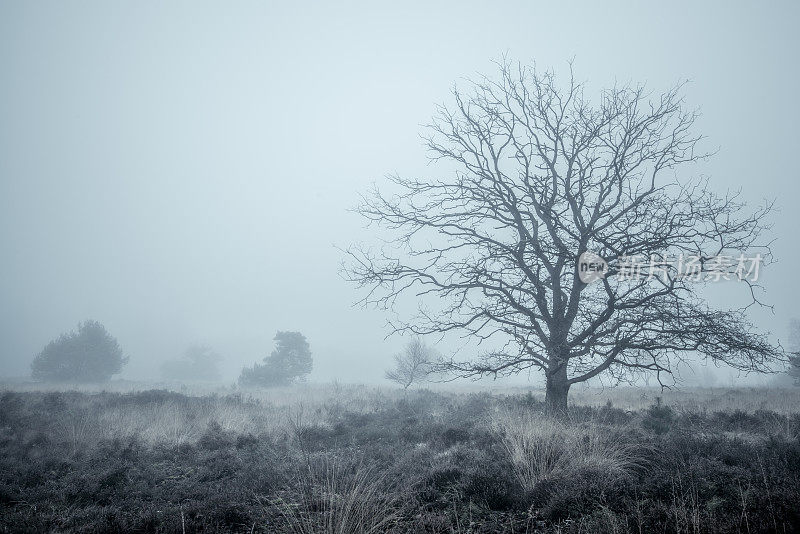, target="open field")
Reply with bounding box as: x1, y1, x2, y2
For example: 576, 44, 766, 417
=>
1, 384, 799, 533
